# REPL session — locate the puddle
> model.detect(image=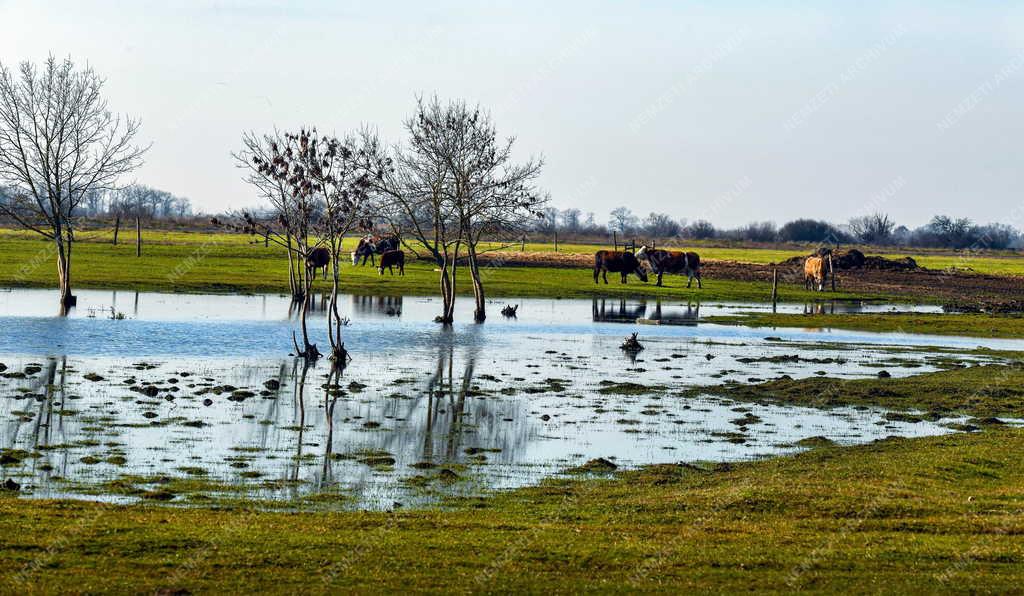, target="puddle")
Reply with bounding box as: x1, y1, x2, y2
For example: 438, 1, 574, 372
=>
0, 288, 1019, 509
